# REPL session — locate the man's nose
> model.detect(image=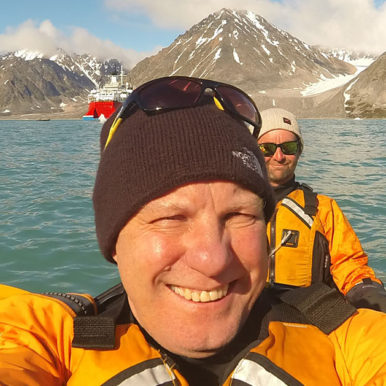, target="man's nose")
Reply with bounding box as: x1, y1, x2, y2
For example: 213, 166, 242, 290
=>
273, 146, 285, 161
183, 220, 233, 278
